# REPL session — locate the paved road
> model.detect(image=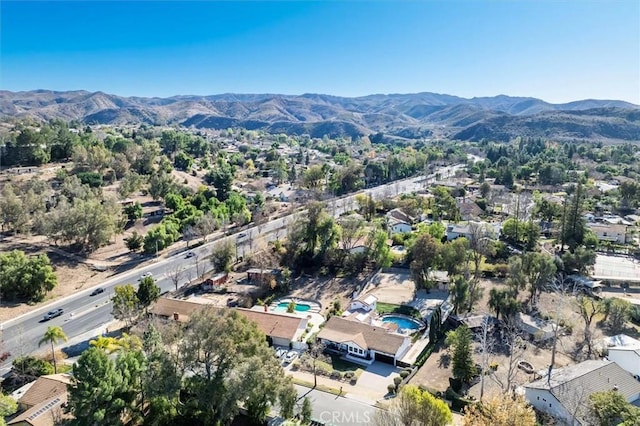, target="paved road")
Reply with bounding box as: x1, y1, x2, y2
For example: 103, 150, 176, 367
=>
294, 385, 379, 426
0, 162, 464, 372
